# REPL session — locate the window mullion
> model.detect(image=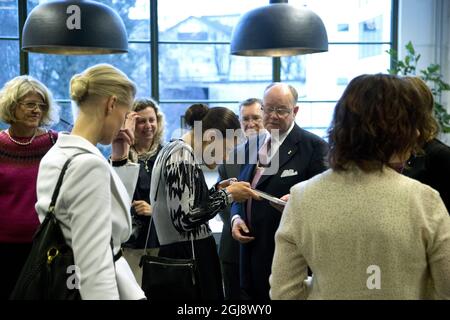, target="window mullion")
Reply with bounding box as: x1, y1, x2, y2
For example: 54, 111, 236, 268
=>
18, 0, 28, 75
151, 0, 159, 101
